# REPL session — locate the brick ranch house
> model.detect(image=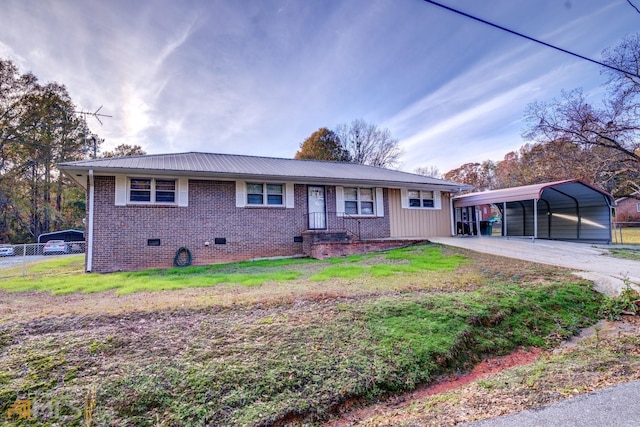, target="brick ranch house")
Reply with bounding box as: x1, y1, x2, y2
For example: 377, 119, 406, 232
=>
58, 152, 468, 273
614, 192, 640, 222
